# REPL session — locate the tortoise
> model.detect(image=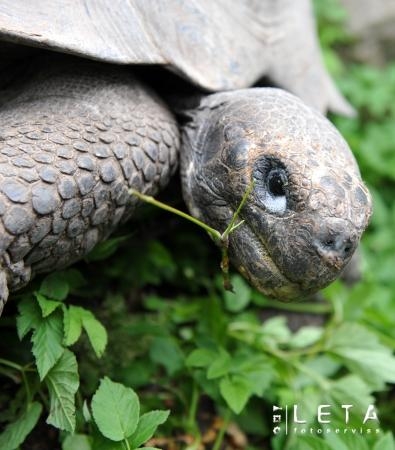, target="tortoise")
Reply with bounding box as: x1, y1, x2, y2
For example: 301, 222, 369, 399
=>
0, 0, 372, 311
